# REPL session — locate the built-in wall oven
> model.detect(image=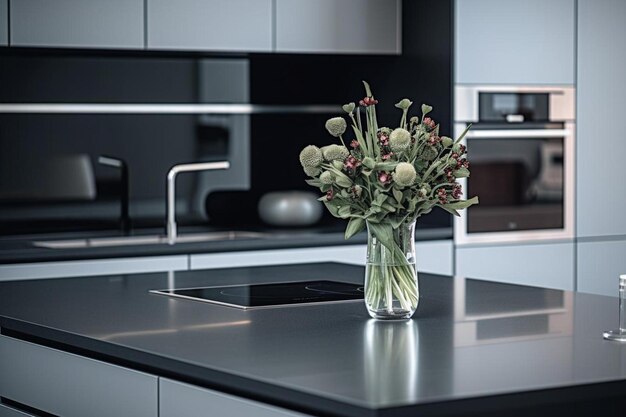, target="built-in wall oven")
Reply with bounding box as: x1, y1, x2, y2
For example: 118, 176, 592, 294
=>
454, 85, 575, 244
